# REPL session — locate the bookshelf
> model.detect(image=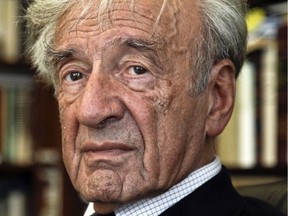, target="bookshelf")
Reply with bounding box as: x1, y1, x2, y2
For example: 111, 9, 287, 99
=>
217, 0, 287, 185
0, 62, 87, 216
0, 0, 286, 216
